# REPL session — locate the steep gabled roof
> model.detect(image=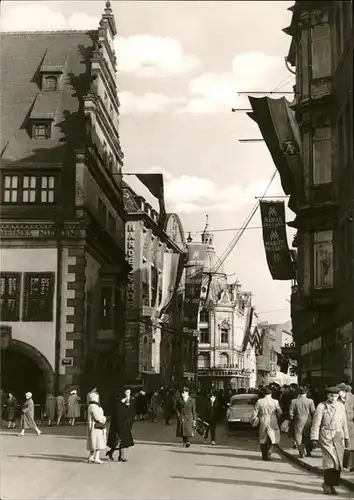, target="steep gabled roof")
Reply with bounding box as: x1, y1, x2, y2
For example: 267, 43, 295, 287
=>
0, 31, 96, 164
